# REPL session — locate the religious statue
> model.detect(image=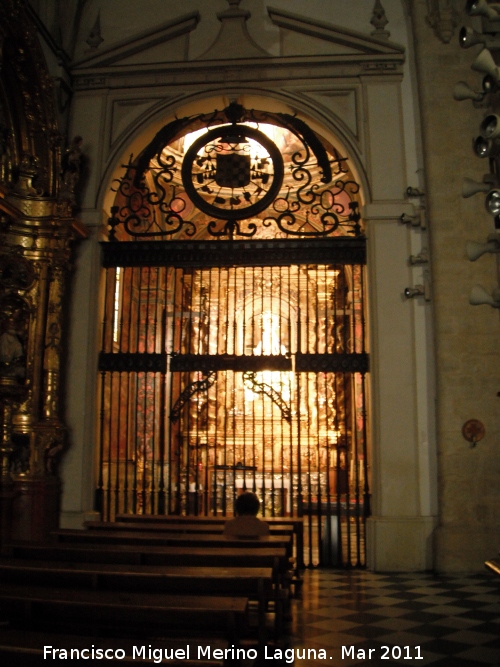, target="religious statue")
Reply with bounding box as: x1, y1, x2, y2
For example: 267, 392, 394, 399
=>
60, 135, 84, 206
